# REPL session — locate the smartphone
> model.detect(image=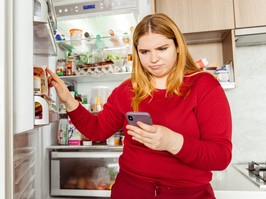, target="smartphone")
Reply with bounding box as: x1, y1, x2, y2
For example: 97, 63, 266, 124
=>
126, 112, 153, 126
